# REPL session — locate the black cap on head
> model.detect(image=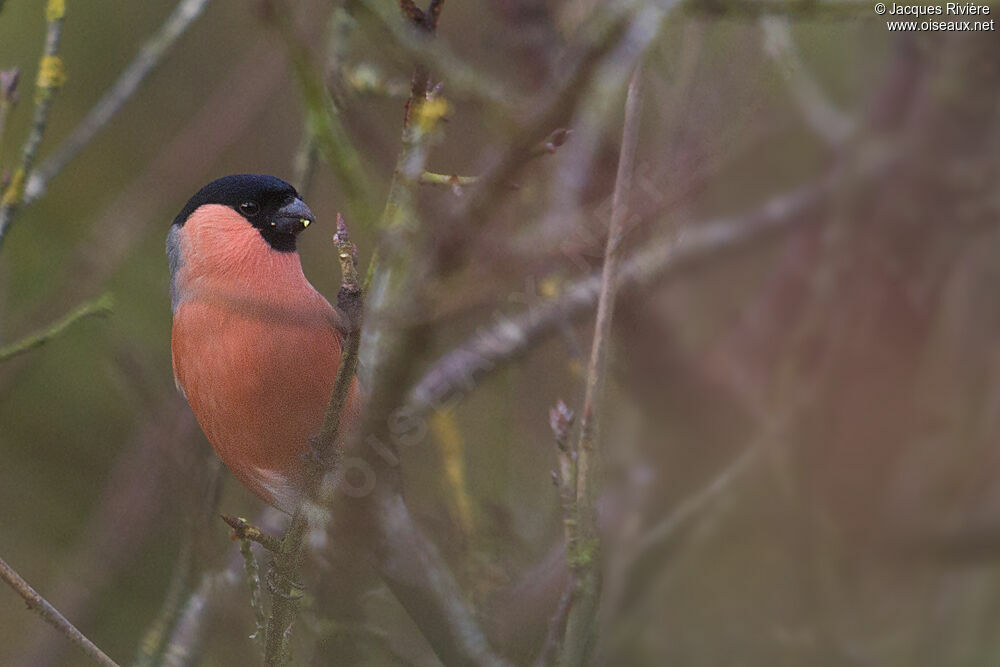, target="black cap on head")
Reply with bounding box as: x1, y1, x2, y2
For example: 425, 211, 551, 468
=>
172, 174, 316, 252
